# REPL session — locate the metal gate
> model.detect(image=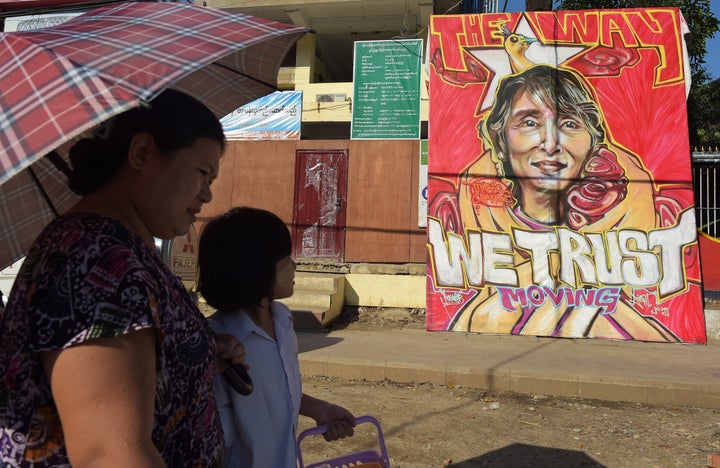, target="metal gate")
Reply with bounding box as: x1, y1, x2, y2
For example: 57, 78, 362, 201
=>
692, 152, 720, 238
